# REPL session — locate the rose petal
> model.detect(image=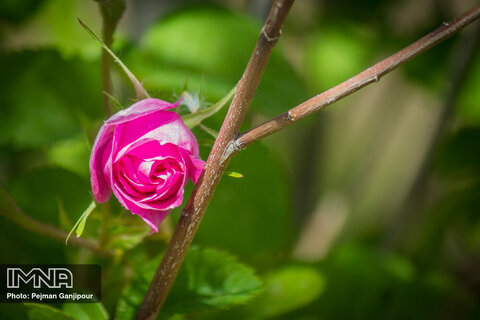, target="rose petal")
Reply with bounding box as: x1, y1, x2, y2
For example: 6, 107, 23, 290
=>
114, 139, 183, 164
142, 172, 185, 203
112, 110, 199, 159
134, 209, 171, 233
178, 148, 205, 184
191, 158, 205, 183
106, 98, 181, 125
90, 125, 114, 203
112, 181, 184, 214
90, 97, 205, 232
